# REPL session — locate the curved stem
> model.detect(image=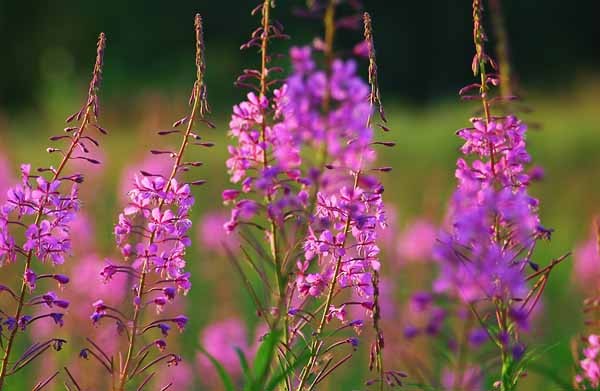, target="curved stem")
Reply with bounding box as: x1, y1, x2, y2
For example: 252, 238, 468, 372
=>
295, 171, 360, 391
117, 17, 206, 390
117, 90, 203, 390
258, 0, 284, 327
0, 106, 94, 390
